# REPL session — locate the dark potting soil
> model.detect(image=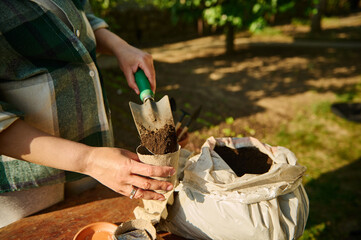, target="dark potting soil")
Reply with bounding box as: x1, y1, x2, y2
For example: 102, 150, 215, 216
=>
140, 124, 178, 154
214, 146, 273, 177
